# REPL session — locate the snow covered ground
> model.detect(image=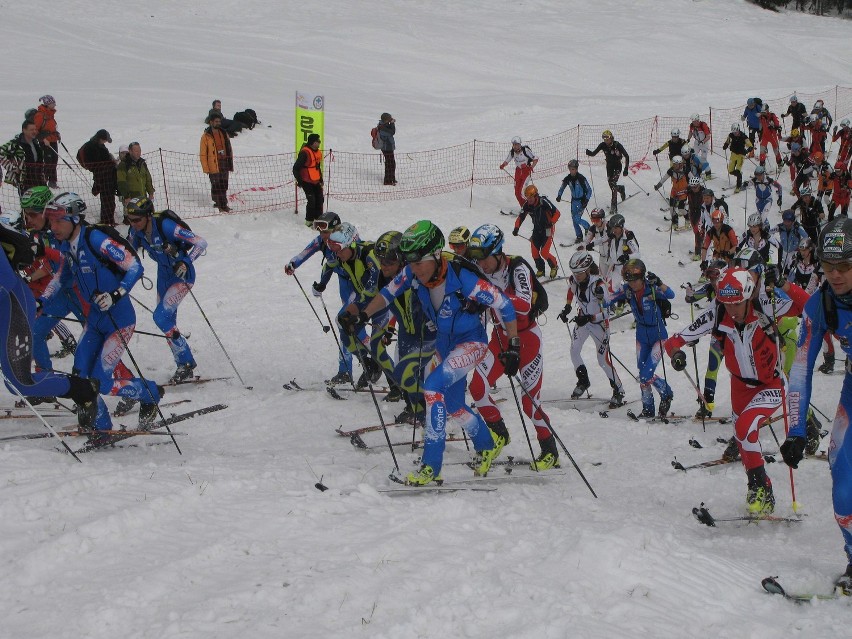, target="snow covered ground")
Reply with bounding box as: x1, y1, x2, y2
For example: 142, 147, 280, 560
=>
1, 1, 851, 637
